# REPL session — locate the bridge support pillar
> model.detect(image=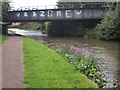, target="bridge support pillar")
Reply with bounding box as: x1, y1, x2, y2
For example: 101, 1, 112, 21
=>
2, 25, 8, 35
2, 22, 12, 35
40, 22, 44, 32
